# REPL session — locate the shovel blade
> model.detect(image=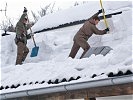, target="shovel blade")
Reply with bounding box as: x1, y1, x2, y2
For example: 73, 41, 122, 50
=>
30, 46, 39, 57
